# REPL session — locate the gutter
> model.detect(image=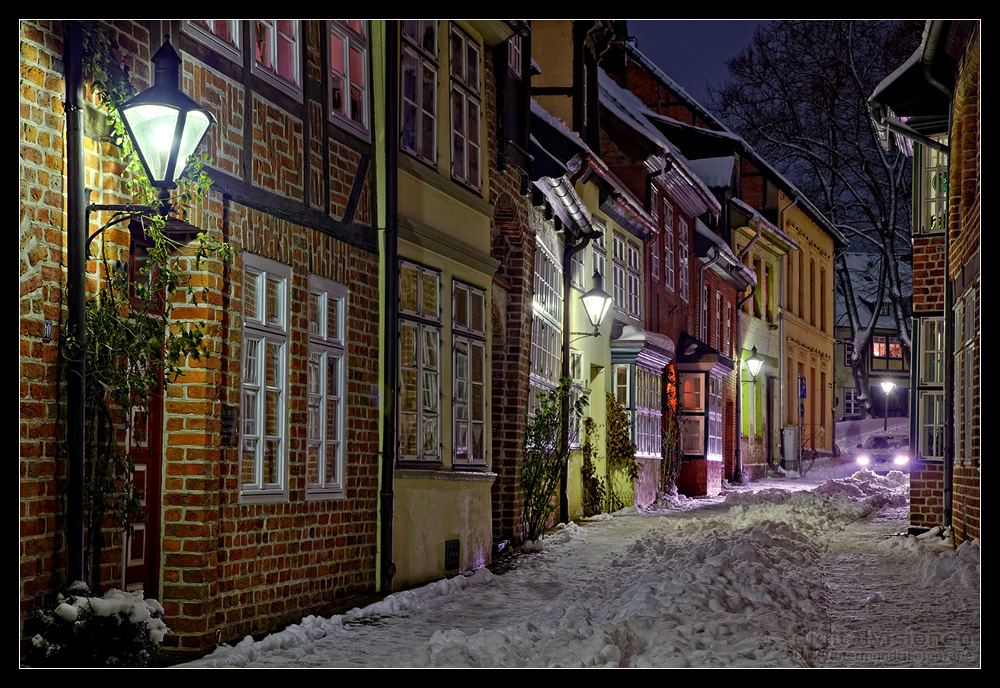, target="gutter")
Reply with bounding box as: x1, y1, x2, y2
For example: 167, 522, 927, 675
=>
379, 20, 399, 592
64, 22, 87, 585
